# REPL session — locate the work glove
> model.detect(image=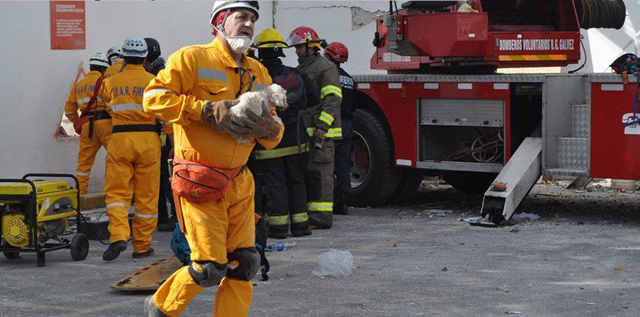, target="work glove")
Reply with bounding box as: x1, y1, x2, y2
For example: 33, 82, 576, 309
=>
235, 105, 281, 141
201, 99, 251, 136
